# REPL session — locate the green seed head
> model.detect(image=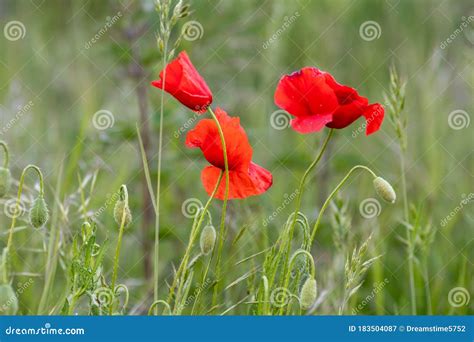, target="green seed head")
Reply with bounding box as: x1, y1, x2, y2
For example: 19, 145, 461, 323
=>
0, 284, 18, 315
114, 185, 132, 227
300, 278, 317, 310
200, 225, 216, 255
373, 177, 396, 203
29, 195, 49, 228
0, 167, 11, 198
